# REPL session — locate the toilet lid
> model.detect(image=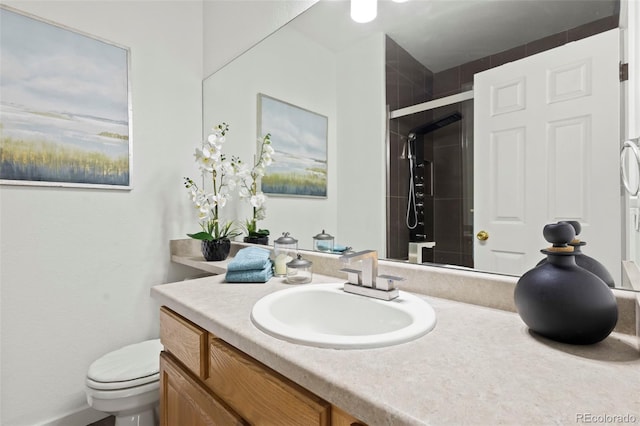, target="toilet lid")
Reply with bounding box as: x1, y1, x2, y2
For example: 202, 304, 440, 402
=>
87, 339, 163, 389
